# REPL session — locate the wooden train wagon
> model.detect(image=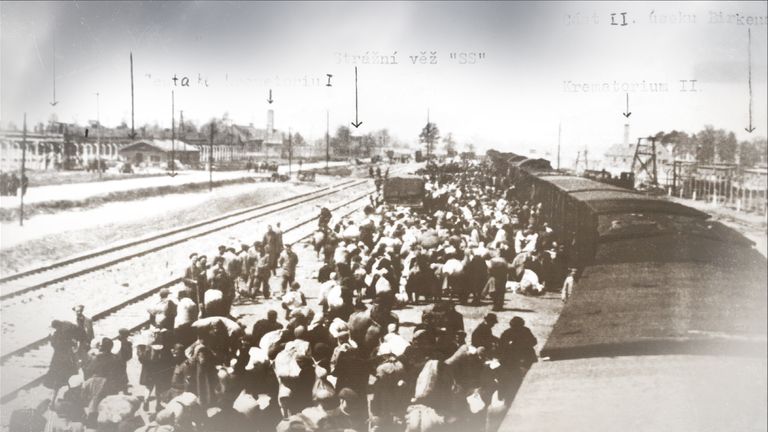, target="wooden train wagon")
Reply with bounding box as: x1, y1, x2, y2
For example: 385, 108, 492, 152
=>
501, 205, 767, 432
382, 175, 426, 208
